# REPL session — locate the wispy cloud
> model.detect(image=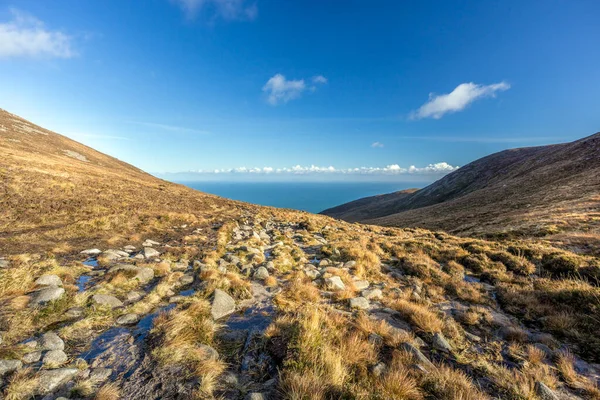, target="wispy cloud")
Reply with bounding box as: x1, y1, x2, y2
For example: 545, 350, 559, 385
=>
172, 0, 257, 21
69, 133, 130, 141
411, 81, 510, 120
186, 162, 459, 175
371, 141, 384, 148
263, 73, 327, 105
0, 9, 74, 59
130, 121, 211, 135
